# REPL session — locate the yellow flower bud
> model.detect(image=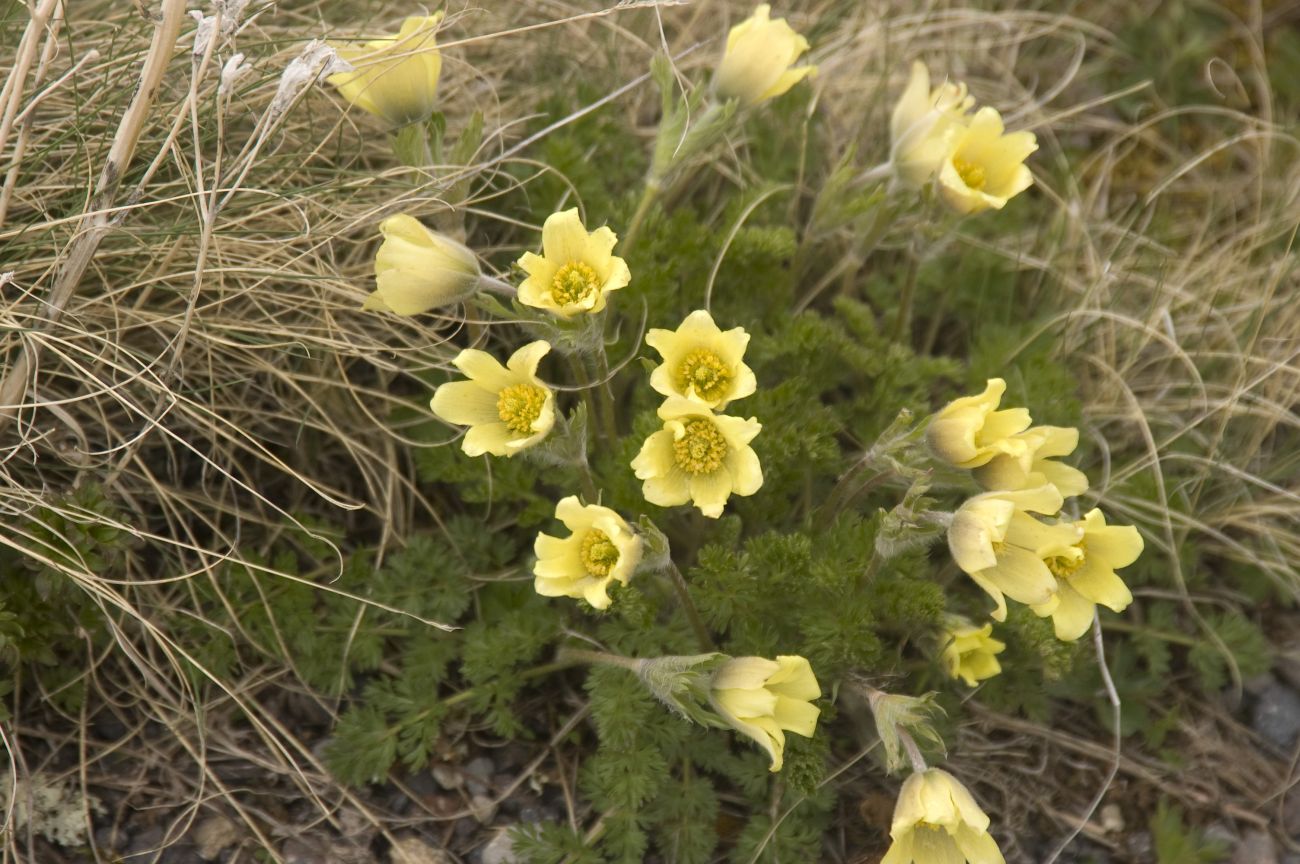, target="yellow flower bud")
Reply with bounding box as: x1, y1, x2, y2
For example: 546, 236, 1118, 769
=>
890, 61, 974, 187
971, 425, 1088, 499
926, 379, 1032, 469
631, 397, 763, 518
713, 5, 817, 107
940, 616, 1005, 687
1031, 508, 1142, 641
883, 768, 1006, 864
430, 341, 555, 458
936, 106, 1038, 215
947, 485, 1078, 621
516, 209, 631, 318
363, 215, 480, 315
710, 655, 820, 772
533, 497, 642, 610
645, 310, 756, 410
328, 15, 443, 127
